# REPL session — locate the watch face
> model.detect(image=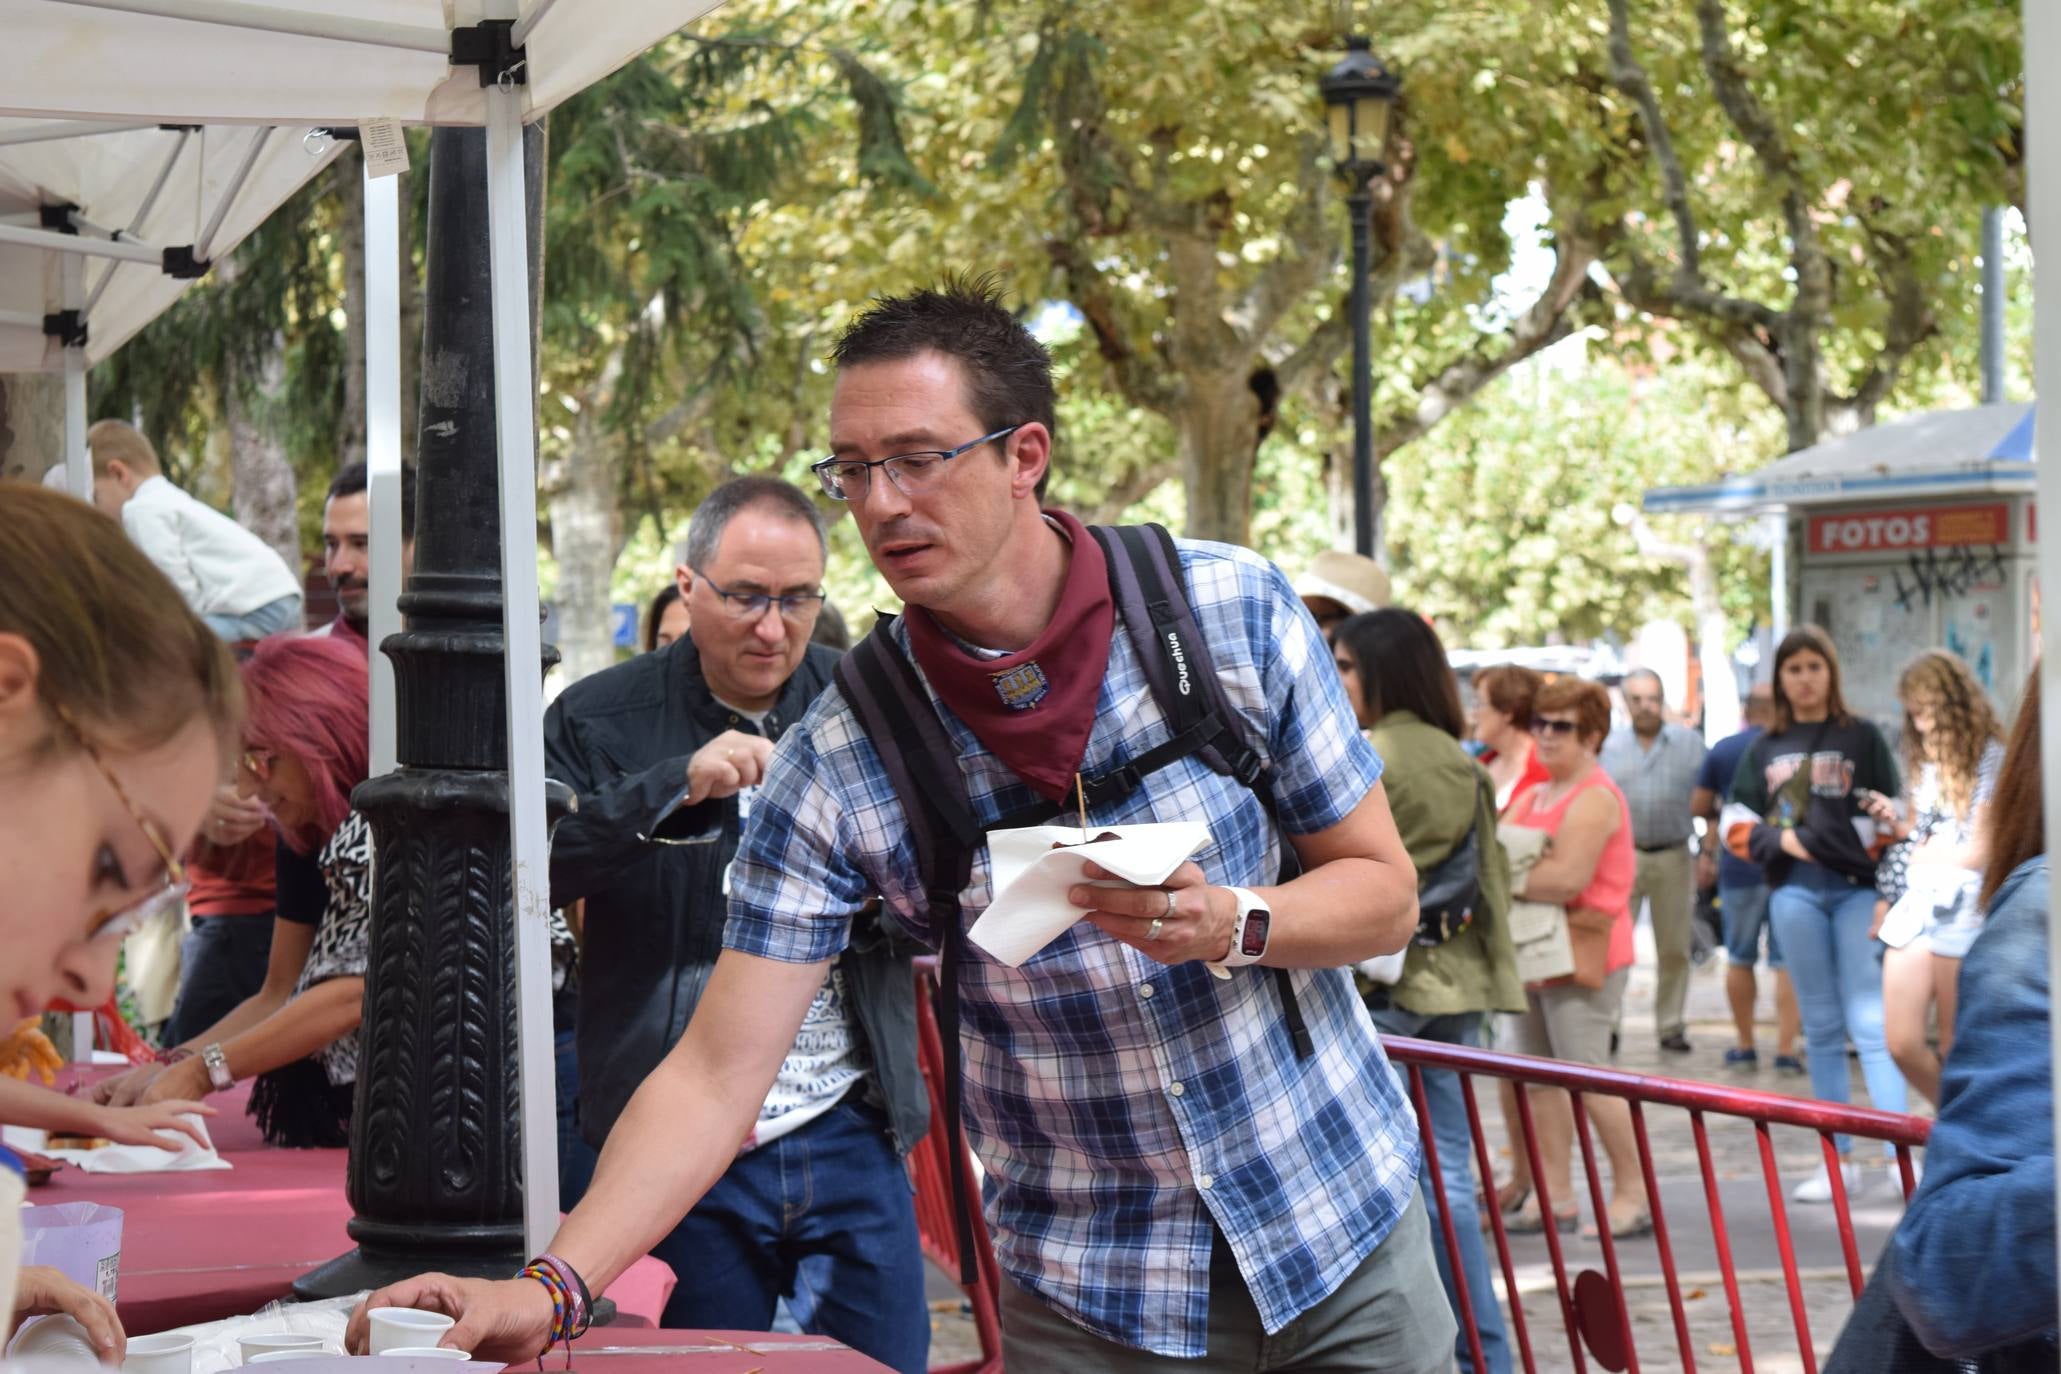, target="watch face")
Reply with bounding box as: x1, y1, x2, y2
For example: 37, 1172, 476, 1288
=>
1238, 908, 1270, 958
